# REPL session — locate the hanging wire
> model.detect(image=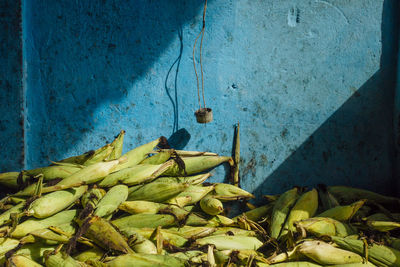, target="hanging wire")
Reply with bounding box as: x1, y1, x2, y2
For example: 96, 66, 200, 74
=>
193, 0, 208, 109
